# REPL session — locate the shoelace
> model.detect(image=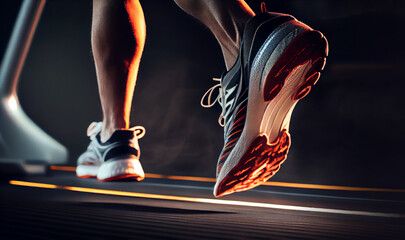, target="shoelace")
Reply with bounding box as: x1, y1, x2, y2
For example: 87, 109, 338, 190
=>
201, 78, 225, 127
261, 2, 267, 13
